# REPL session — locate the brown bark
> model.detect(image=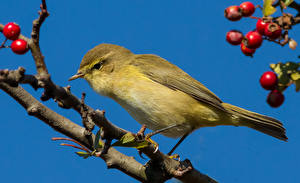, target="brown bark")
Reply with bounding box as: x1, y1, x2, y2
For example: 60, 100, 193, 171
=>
0, 1, 217, 182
